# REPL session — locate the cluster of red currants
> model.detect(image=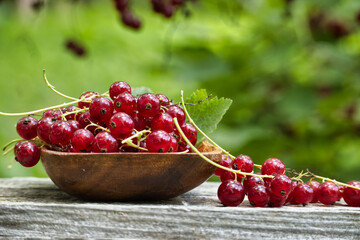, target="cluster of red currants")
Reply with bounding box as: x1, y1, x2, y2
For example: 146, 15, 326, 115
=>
215, 155, 360, 207
13, 81, 197, 168
112, 0, 189, 29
